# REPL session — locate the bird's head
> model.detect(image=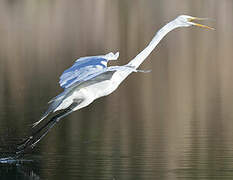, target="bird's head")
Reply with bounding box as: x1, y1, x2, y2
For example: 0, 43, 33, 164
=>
175, 15, 215, 30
